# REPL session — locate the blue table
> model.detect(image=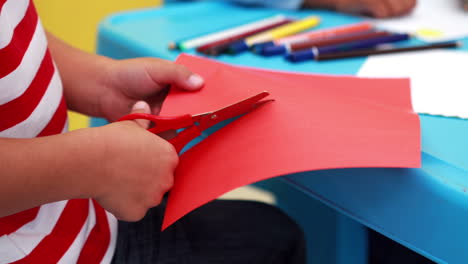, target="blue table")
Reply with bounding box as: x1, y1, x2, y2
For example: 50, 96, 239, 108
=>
94, 2, 468, 263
